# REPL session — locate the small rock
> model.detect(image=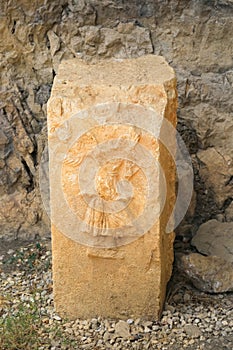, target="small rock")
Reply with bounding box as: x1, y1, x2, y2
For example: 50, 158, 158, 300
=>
184, 325, 202, 338
183, 292, 191, 303
53, 314, 62, 321
64, 327, 73, 334
103, 331, 110, 341
127, 318, 134, 324
134, 318, 141, 325
42, 318, 49, 324
165, 303, 175, 313
115, 320, 130, 338
144, 326, 151, 333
